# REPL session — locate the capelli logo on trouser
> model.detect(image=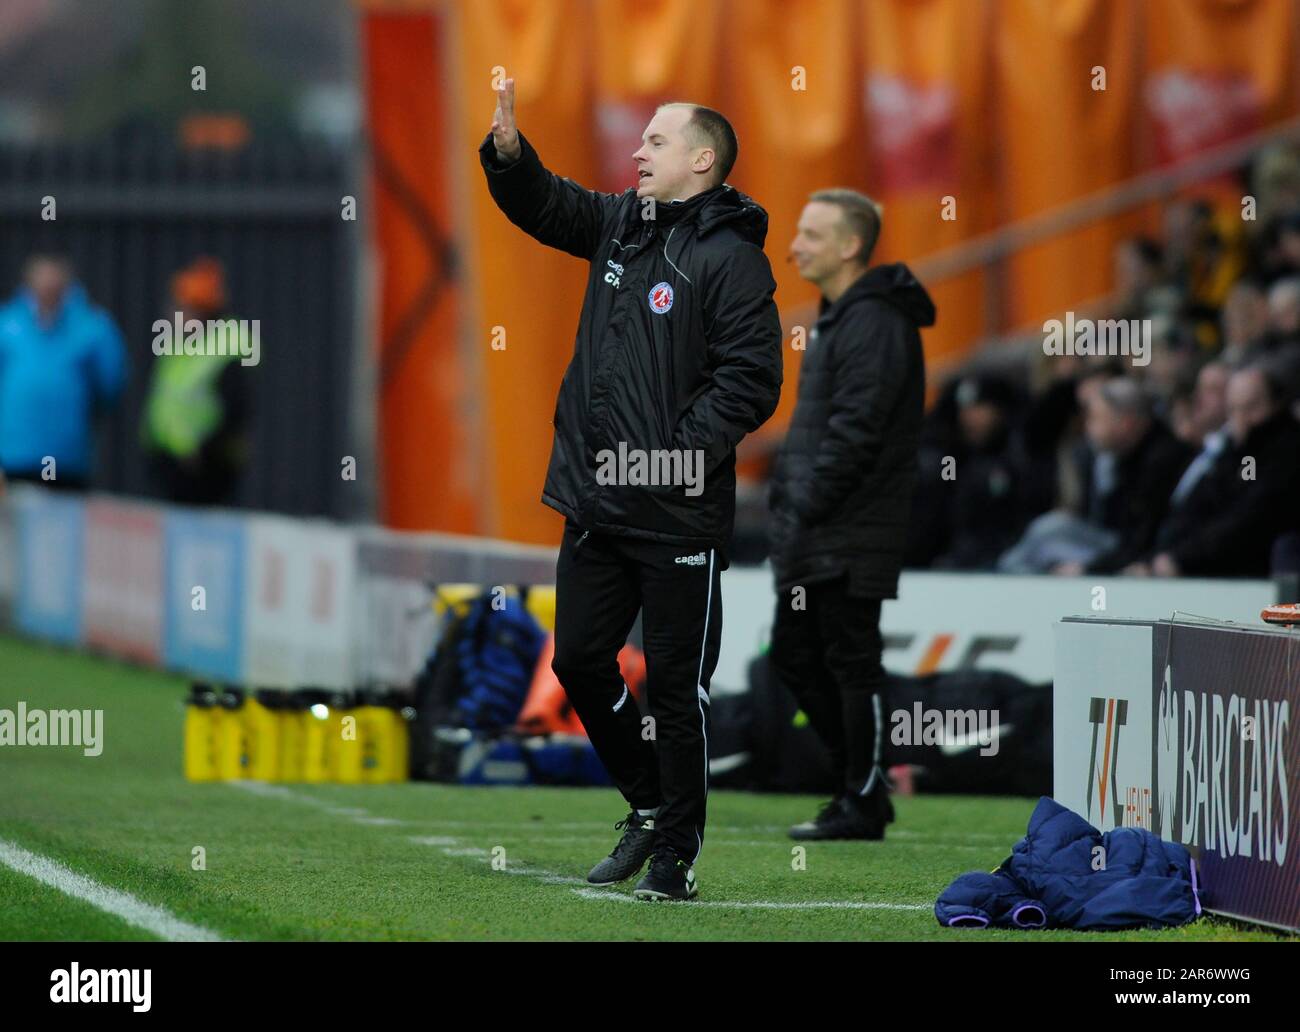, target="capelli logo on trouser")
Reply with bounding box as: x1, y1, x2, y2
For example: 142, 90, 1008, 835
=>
674, 552, 707, 566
